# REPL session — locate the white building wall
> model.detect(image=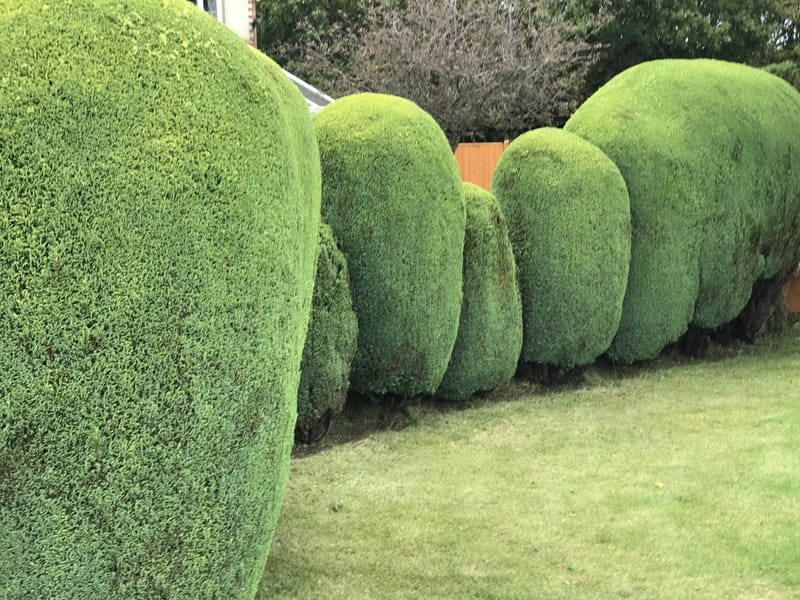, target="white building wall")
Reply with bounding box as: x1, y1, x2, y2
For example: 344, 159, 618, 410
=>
193, 0, 334, 111
221, 0, 255, 47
